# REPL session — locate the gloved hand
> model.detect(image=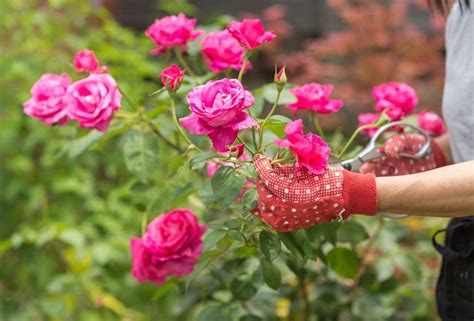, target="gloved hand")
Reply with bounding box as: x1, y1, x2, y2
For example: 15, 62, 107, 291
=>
253, 154, 378, 232
360, 133, 447, 176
